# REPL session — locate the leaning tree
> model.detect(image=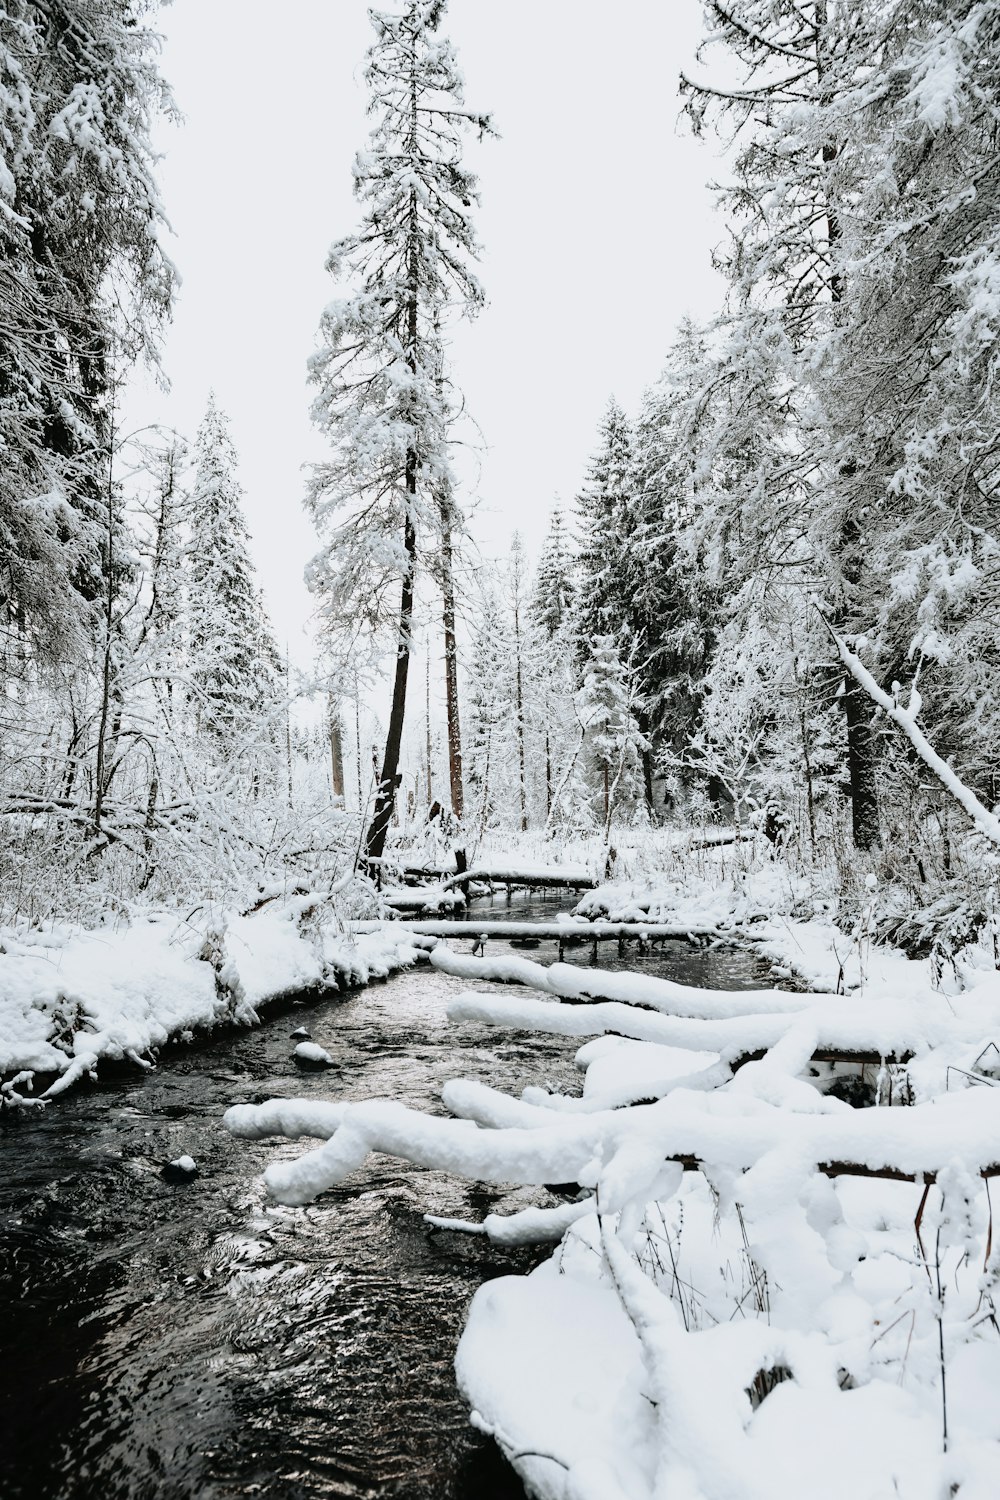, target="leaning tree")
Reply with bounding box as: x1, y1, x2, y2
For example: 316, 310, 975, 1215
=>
306, 0, 492, 868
